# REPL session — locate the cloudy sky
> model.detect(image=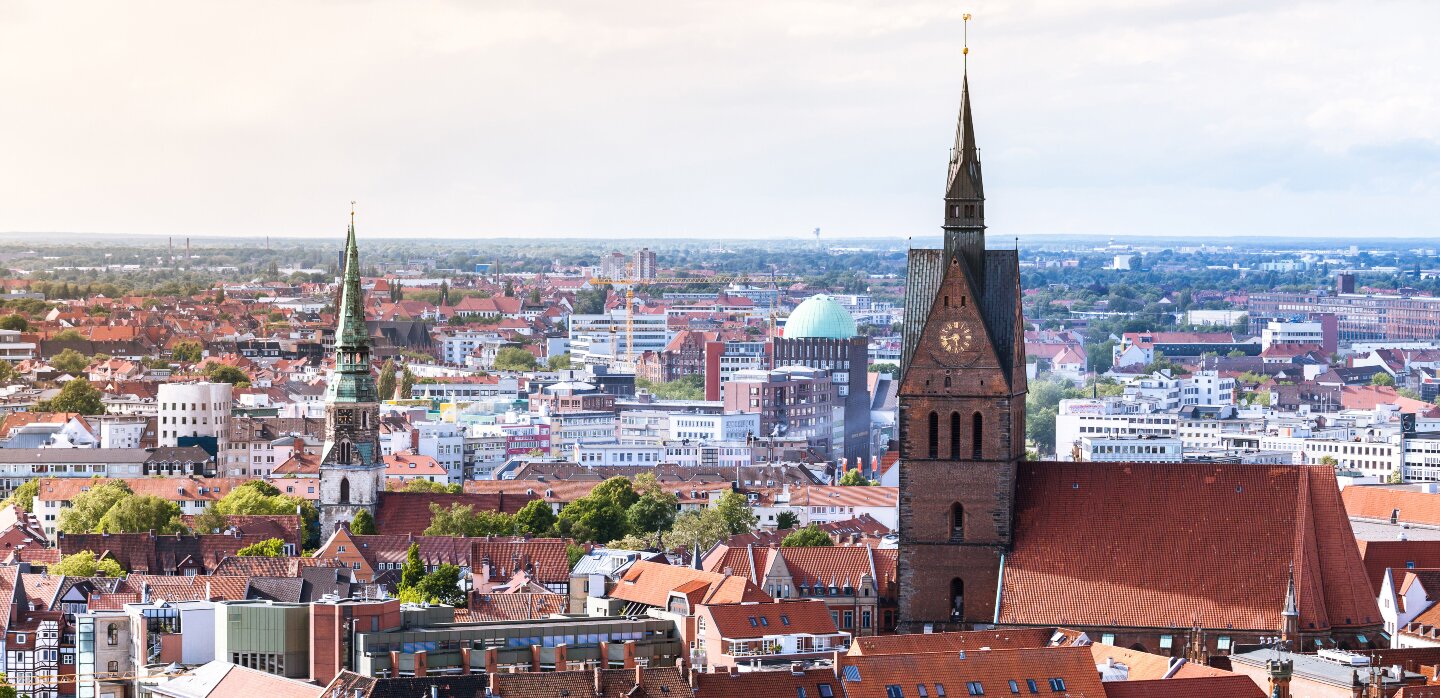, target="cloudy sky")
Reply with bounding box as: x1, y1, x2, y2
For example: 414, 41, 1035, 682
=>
1, 0, 1436, 239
